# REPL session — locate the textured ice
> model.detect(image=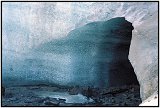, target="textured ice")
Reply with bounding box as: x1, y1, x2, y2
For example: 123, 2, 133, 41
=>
2, 2, 158, 88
